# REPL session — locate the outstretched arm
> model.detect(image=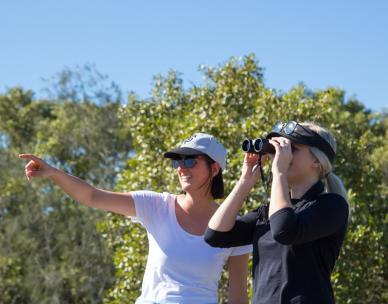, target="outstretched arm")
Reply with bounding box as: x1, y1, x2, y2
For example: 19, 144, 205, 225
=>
19, 154, 135, 216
